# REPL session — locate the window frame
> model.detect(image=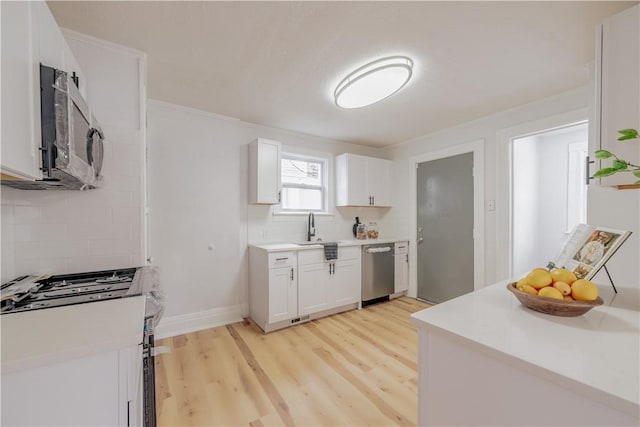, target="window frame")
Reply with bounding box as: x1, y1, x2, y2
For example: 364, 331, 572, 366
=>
276, 152, 329, 214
